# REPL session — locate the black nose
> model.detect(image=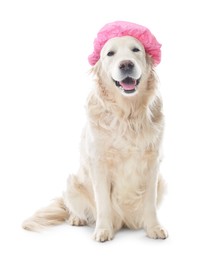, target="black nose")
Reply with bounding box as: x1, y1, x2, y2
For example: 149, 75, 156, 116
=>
119, 60, 134, 72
